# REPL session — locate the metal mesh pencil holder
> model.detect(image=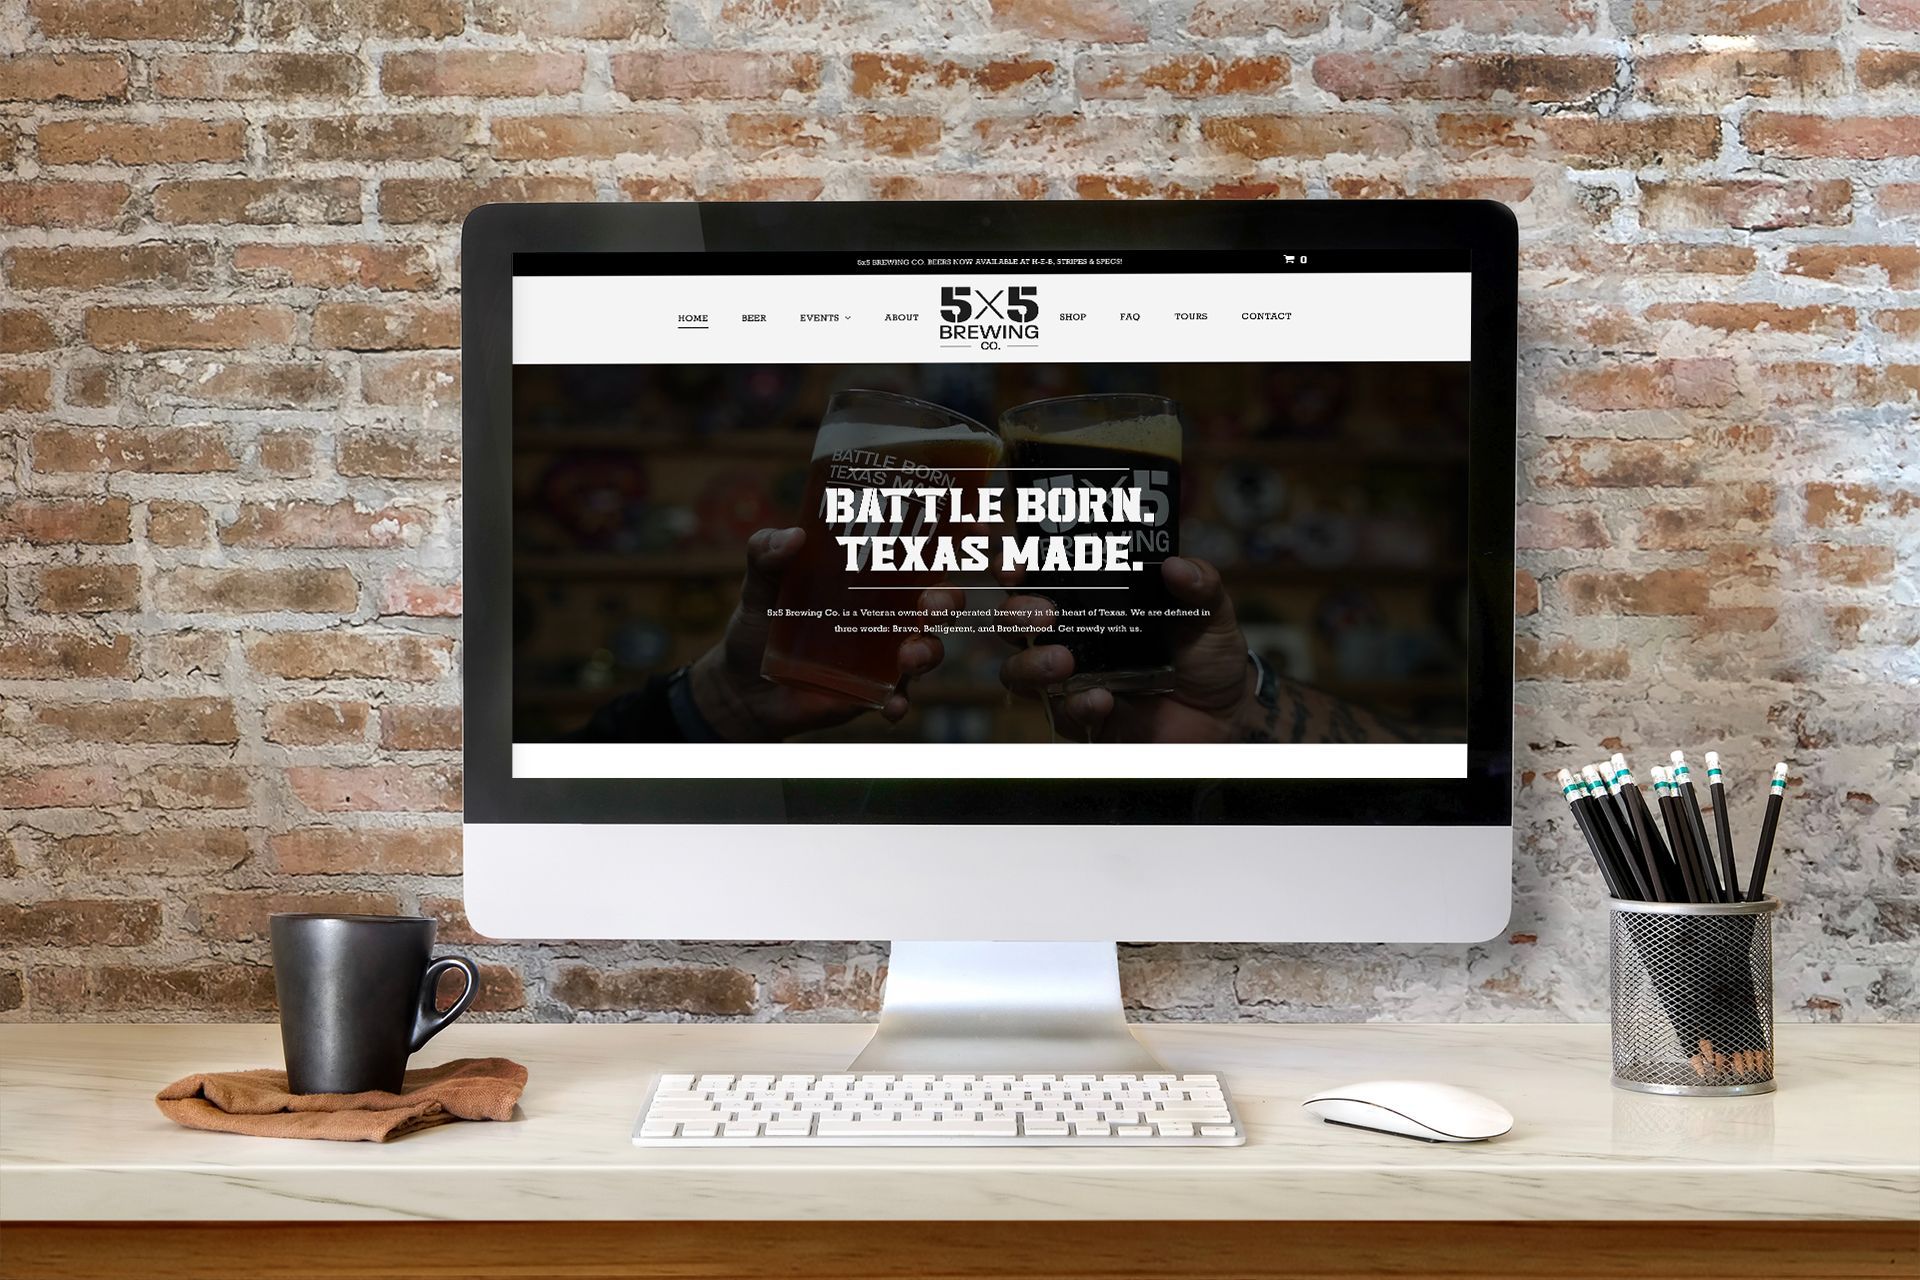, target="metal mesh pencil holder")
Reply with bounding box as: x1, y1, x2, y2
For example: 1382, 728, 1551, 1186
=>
1609, 896, 1779, 1097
